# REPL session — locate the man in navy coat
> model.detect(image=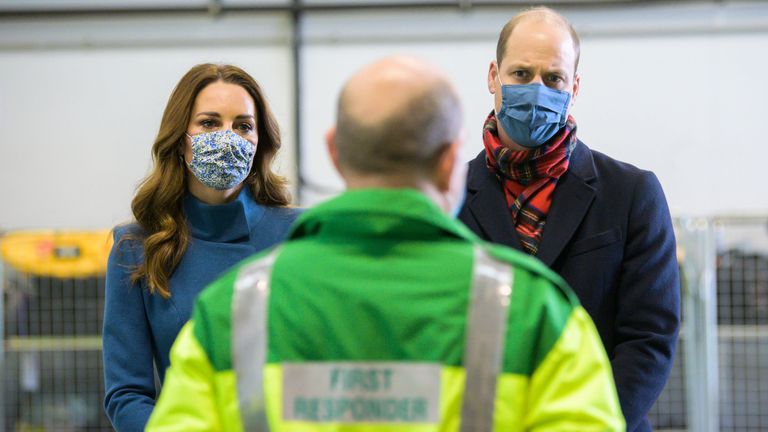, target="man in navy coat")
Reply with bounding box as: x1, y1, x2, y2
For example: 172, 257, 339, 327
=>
458, 7, 680, 431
